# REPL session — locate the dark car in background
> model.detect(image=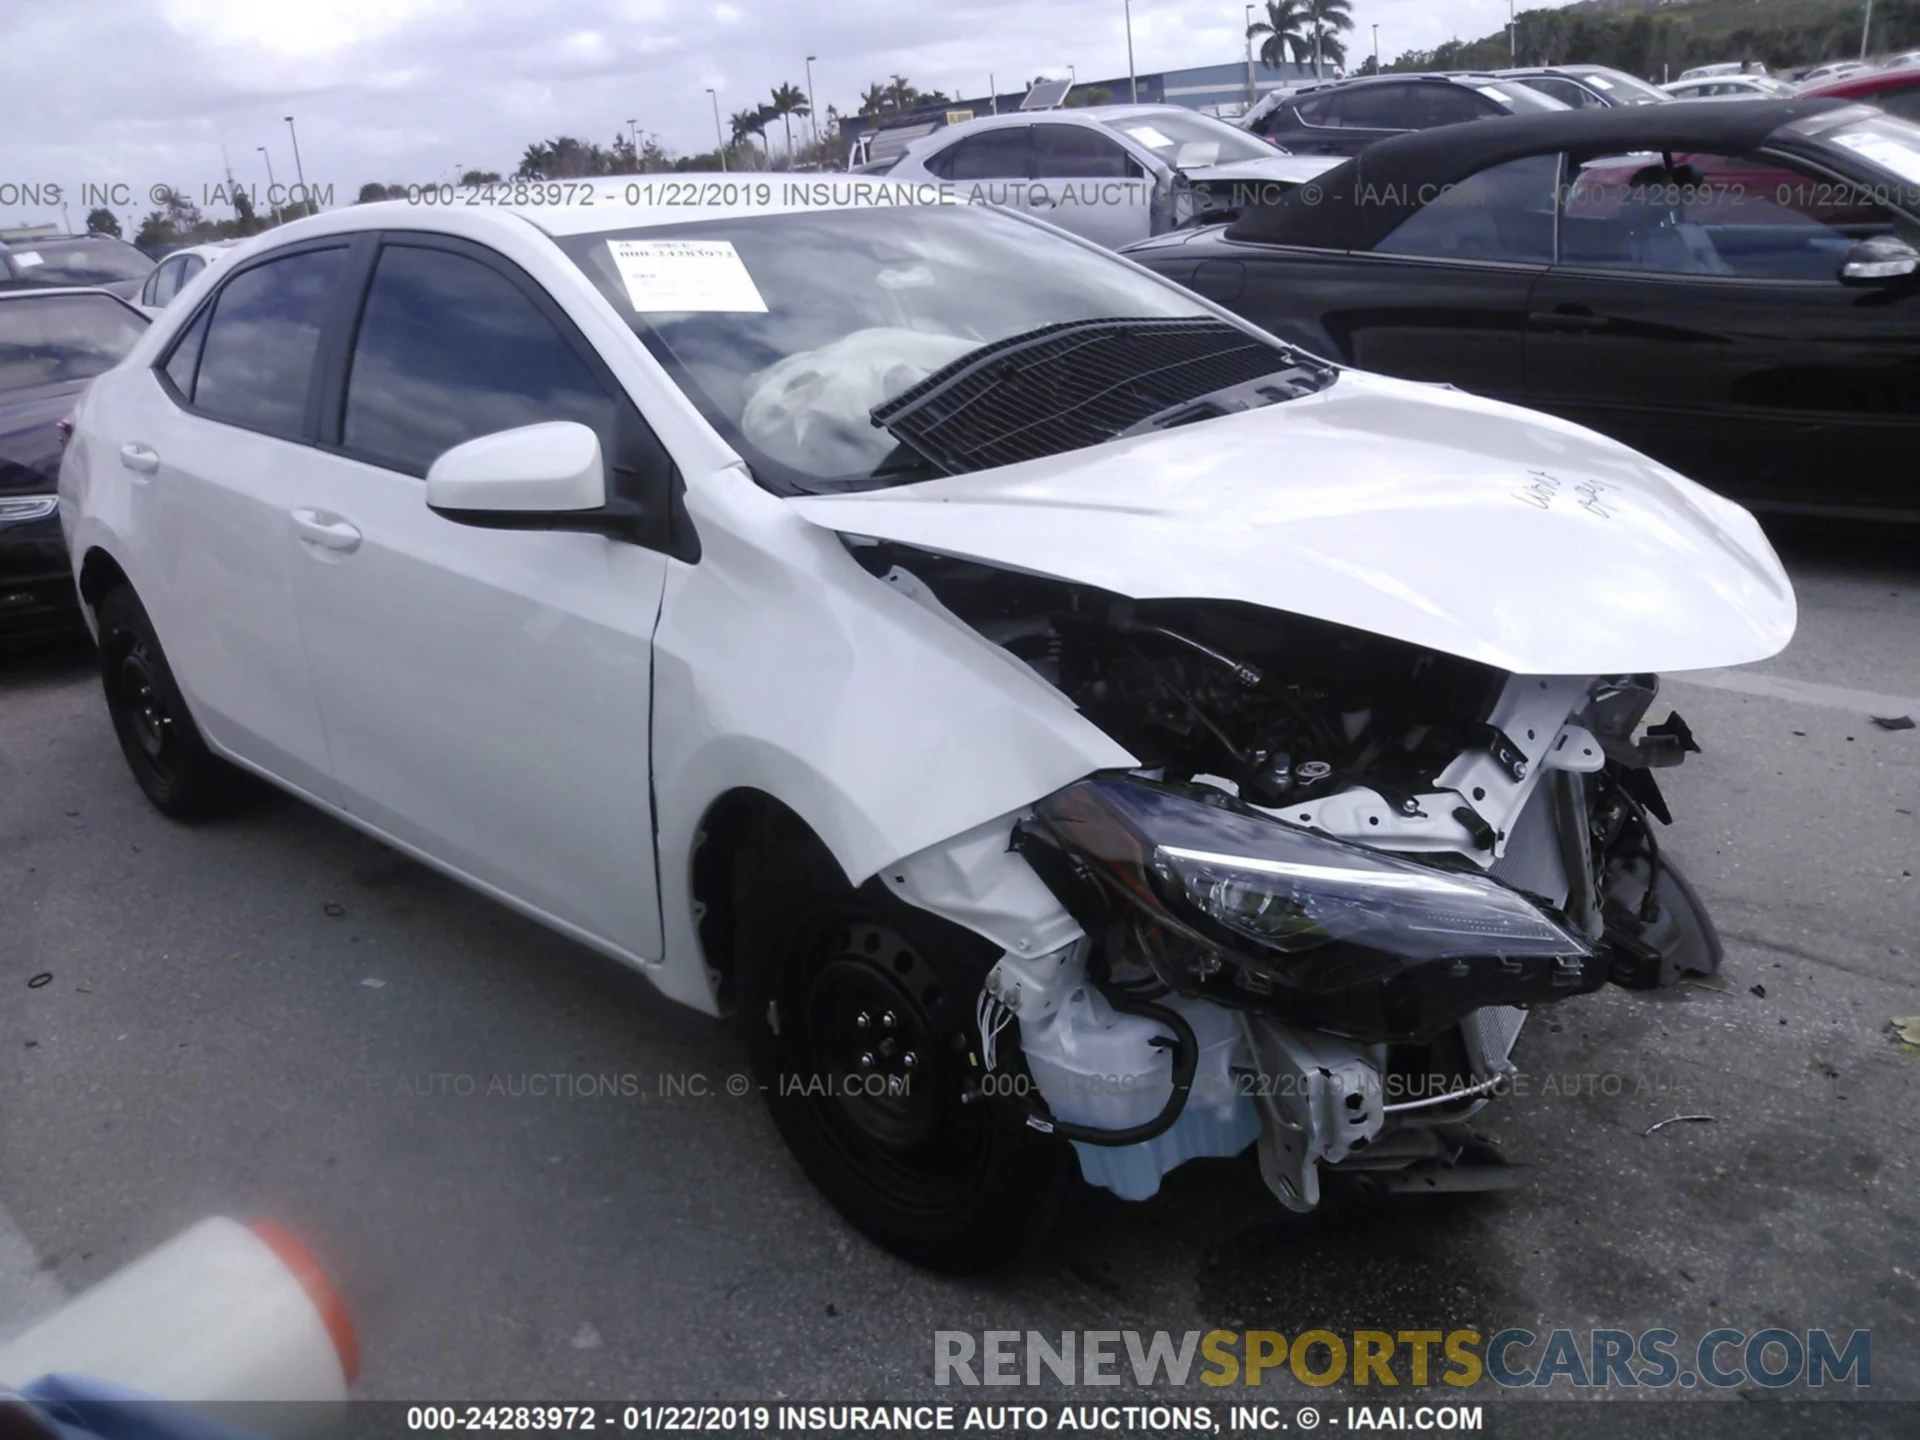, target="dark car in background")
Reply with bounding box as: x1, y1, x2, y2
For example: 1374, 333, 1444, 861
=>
0, 233, 157, 300
1127, 99, 1920, 518
0, 288, 149, 642
1497, 65, 1672, 108
1243, 73, 1566, 155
